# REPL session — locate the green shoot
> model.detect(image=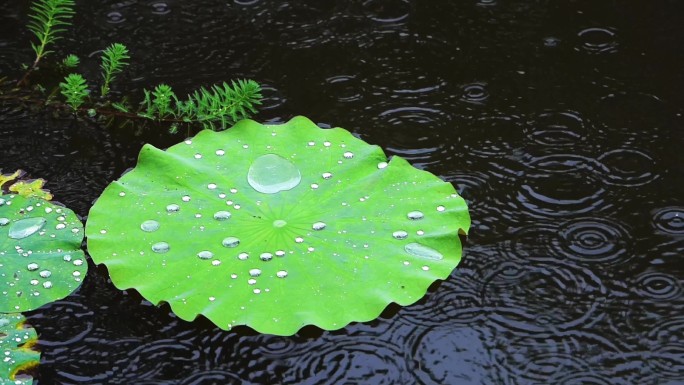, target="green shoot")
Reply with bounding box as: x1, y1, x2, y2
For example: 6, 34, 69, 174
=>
26, 0, 75, 71
62, 54, 79, 68
100, 43, 130, 97
59, 73, 89, 110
